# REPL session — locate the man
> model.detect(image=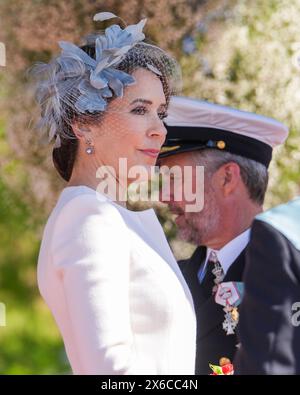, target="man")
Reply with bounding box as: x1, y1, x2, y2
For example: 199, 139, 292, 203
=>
234, 197, 300, 374
158, 96, 288, 374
